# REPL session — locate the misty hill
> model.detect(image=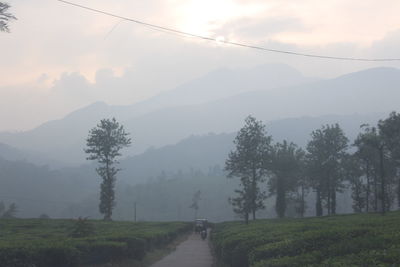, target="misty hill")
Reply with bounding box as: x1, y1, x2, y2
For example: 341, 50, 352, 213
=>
0, 66, 398, 165
116, 113, 383, 184
118, 67, 398, 153
0, 157, 96, 218
0, 142, 65, 168
0, 64, 311, 165
0, 113, 386, 219
0, 142, 24, 161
